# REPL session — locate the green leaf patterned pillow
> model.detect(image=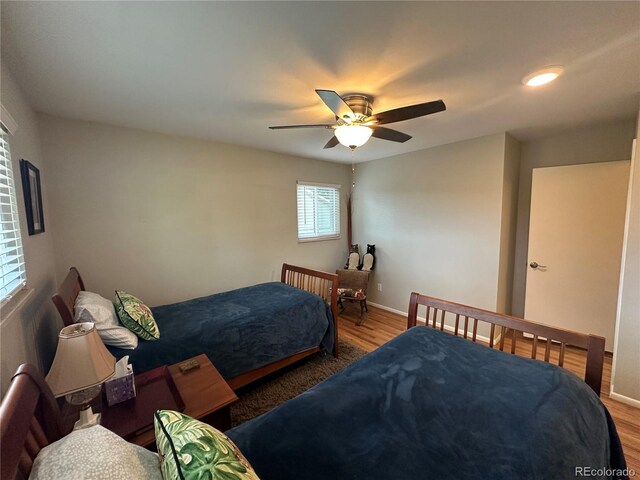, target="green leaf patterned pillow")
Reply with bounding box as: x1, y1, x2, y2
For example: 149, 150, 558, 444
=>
154, 410, 260, 480
115, 291, 160, 341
